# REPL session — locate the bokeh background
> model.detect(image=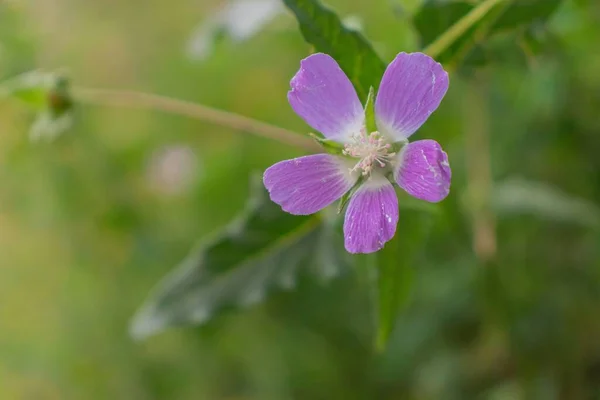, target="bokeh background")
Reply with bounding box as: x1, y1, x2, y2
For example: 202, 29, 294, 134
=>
1, 0, 600, 398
